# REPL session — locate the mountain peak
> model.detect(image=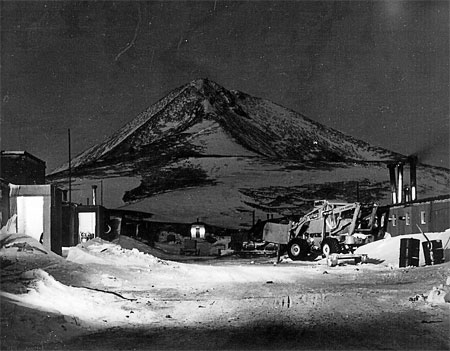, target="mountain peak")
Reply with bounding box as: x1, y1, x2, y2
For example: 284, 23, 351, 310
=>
49, 79, 404, 177
46, 80, 450, 228
187, 77, 227, 97
189, 77, 213, 89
